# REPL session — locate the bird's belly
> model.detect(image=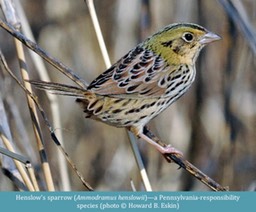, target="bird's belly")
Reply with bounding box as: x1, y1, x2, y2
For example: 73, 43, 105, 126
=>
87, 96, 177, 128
